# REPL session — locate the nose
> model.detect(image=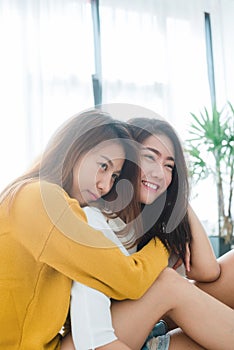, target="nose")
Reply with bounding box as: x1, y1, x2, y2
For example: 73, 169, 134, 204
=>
151, 161, 164, 180
96, 173, 113, 196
